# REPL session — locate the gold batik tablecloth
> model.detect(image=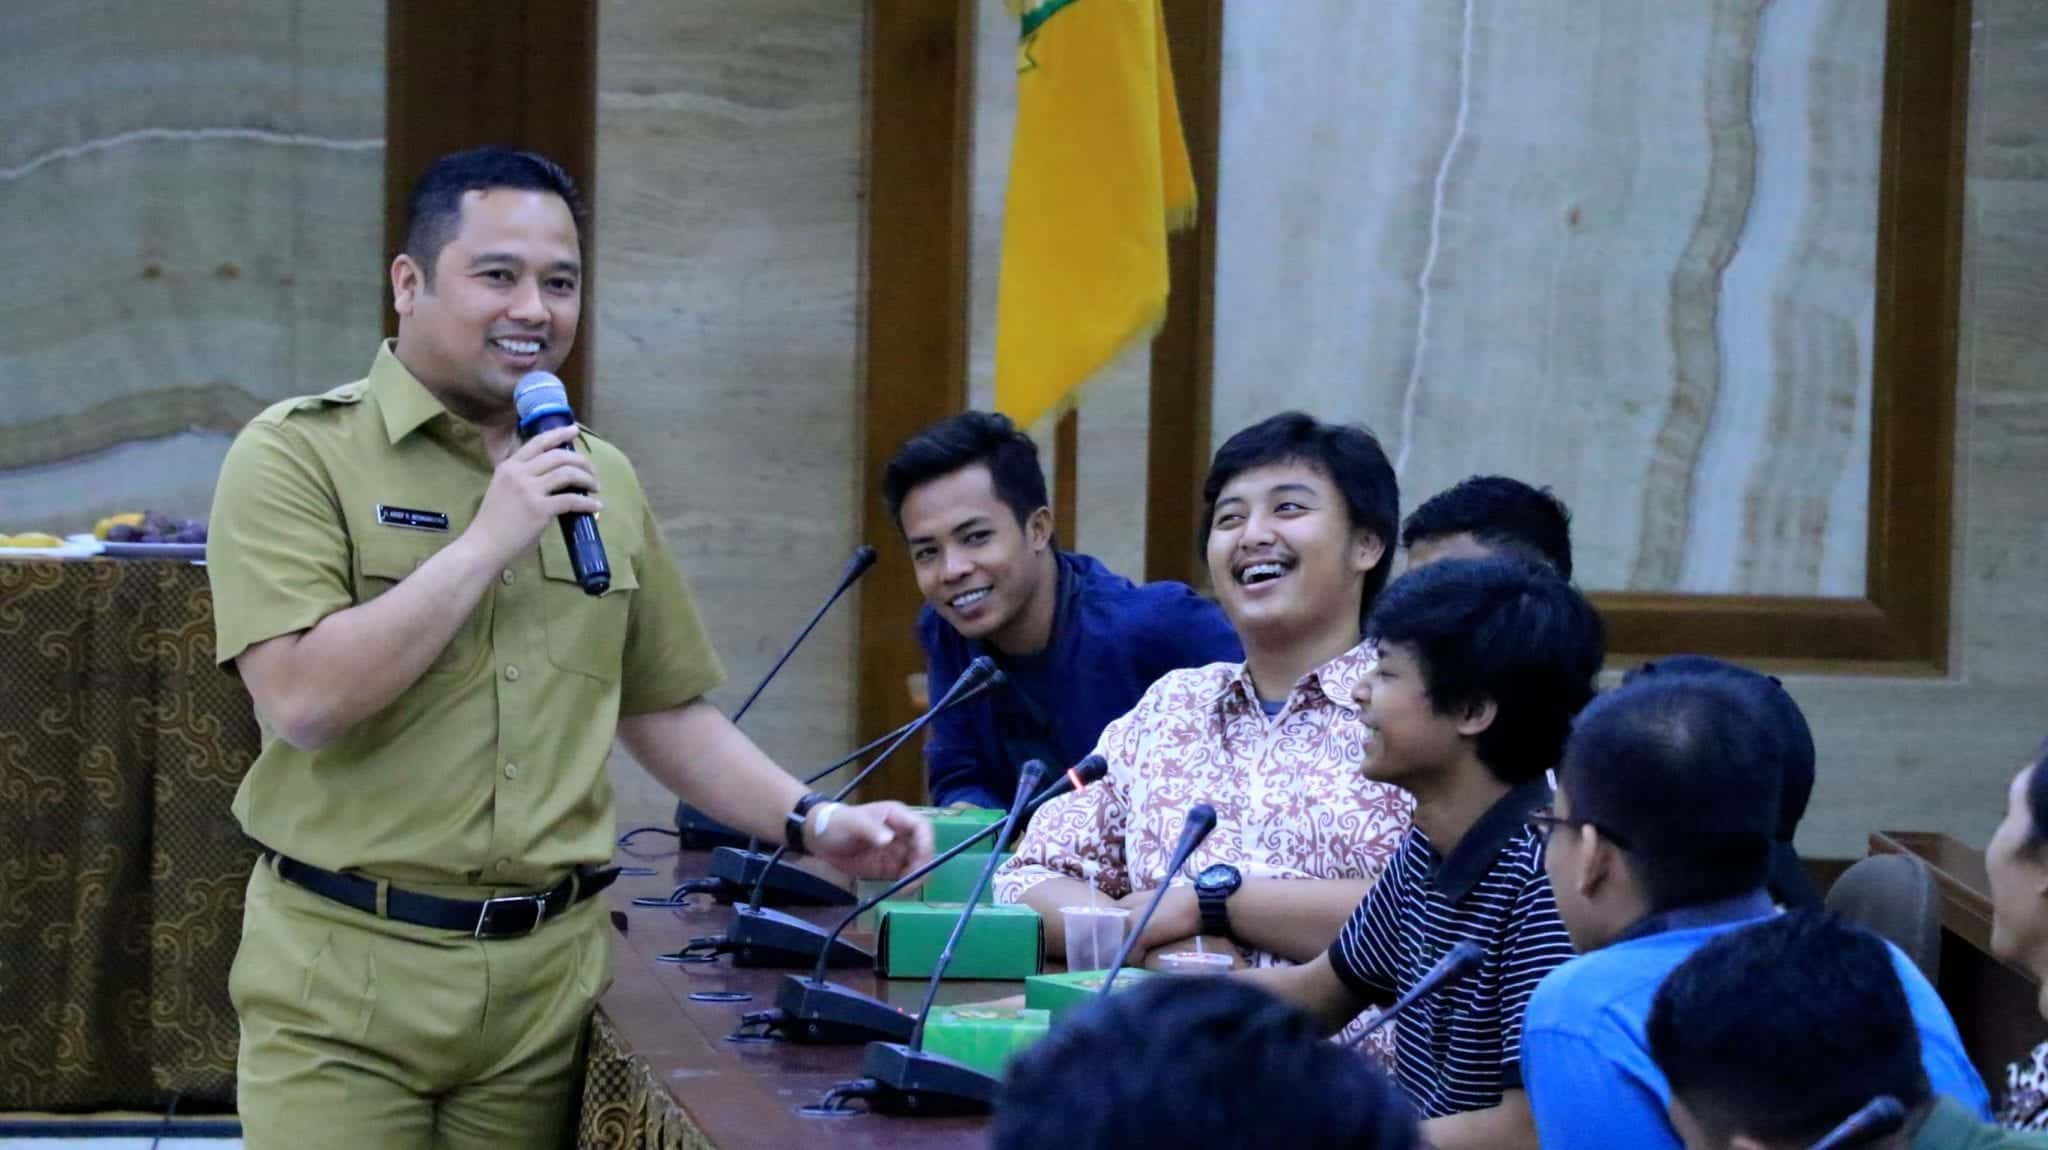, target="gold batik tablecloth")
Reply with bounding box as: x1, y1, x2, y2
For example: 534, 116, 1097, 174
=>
0, 558, 260, 1111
